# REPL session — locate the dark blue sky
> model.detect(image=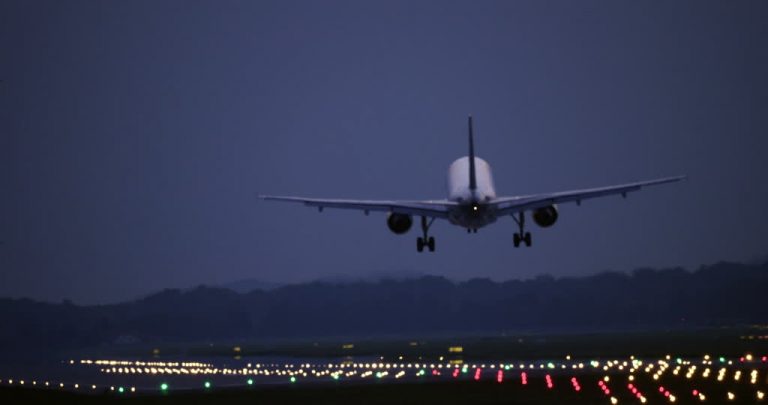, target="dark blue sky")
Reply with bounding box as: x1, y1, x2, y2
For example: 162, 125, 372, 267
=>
1, 1, 767, 304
